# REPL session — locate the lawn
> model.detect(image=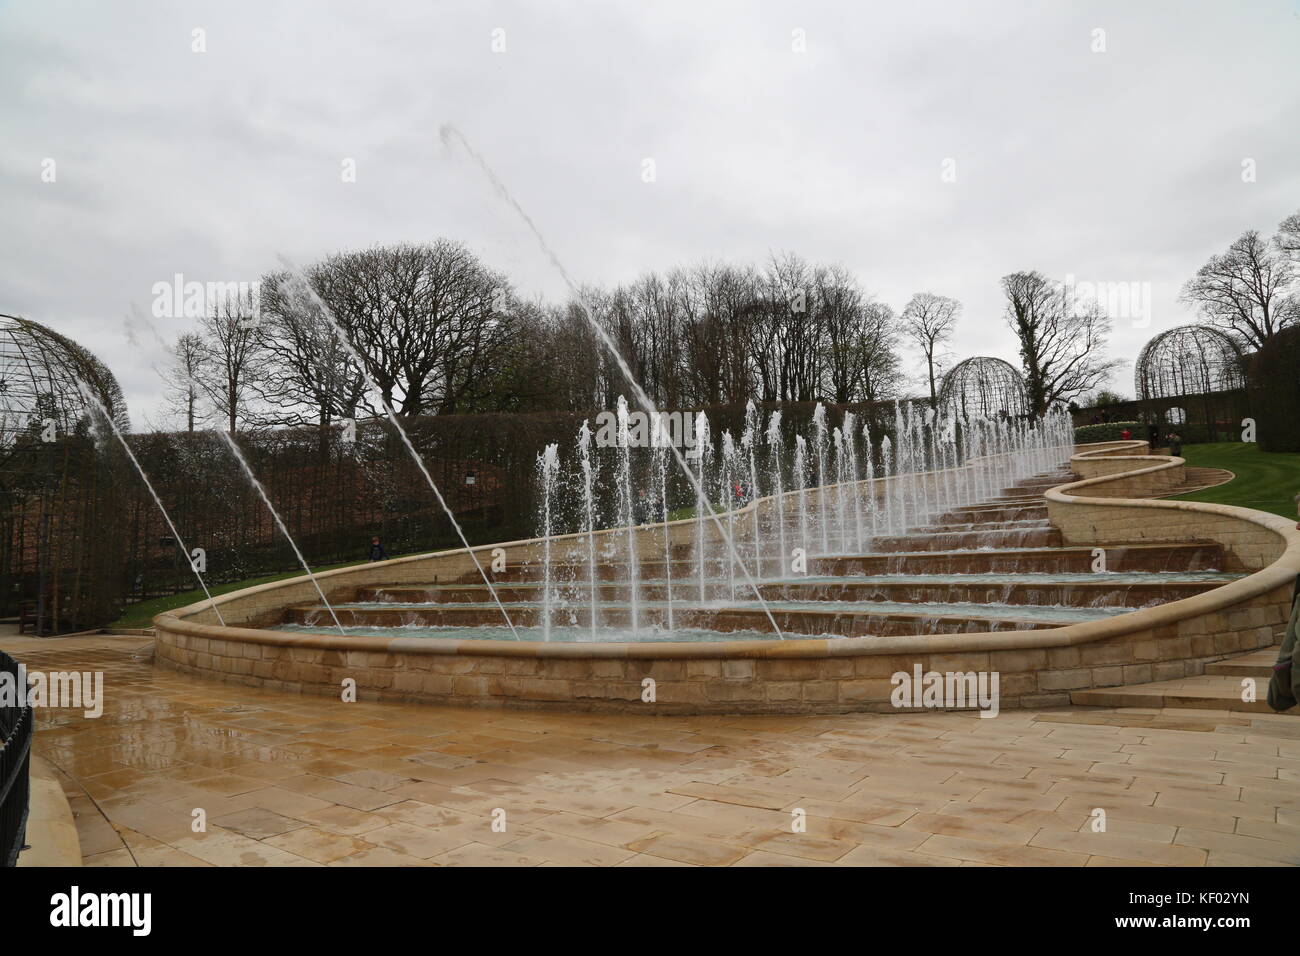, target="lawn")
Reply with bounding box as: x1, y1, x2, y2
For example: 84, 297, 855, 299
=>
110, 558, 369, 629
1171, 442, 1300, 519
